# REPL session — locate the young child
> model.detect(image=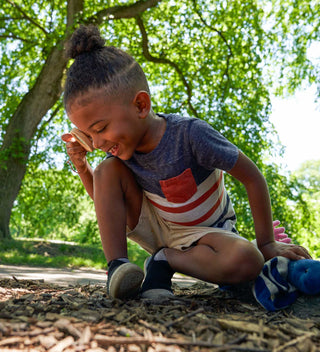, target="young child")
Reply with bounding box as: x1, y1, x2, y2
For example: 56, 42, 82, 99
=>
62, 25, 311, 300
